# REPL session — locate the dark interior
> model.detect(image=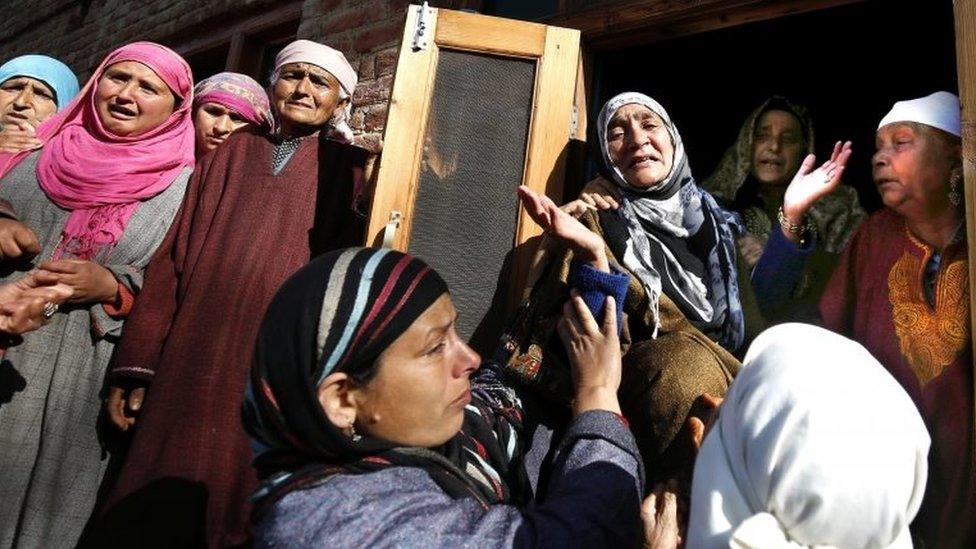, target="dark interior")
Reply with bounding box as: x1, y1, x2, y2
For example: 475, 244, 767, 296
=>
589, 0, 958, 212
